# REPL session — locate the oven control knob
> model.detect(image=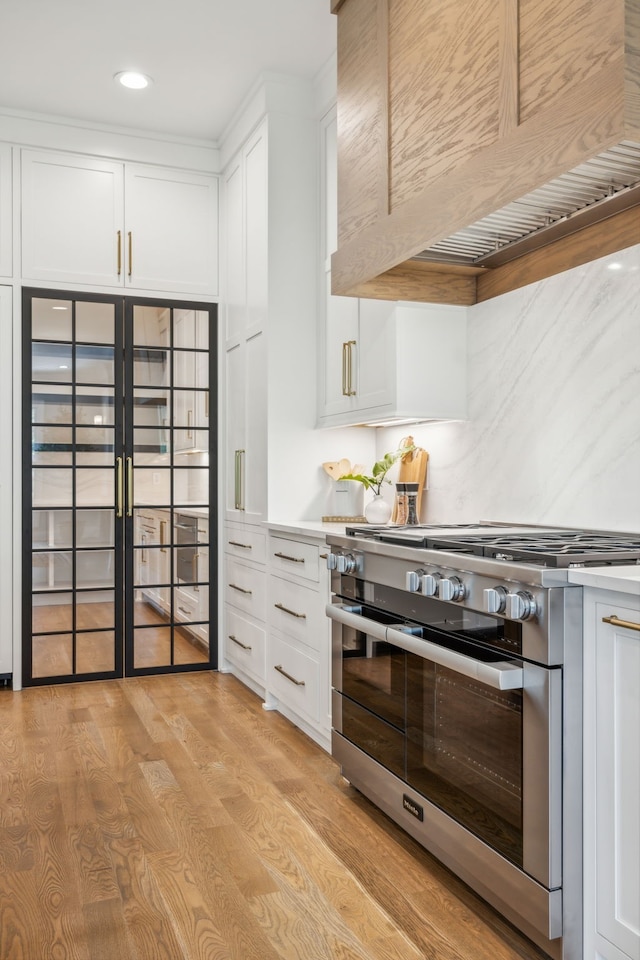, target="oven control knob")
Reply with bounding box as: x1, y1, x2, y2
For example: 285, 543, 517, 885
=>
421, 573, 442, 597
483, 586, 508, 614
336, 553, 357, 574
406, 569, 426, 592
505, 591, 537, 621
326, 553, 338, 571
440, 576, 466, 602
